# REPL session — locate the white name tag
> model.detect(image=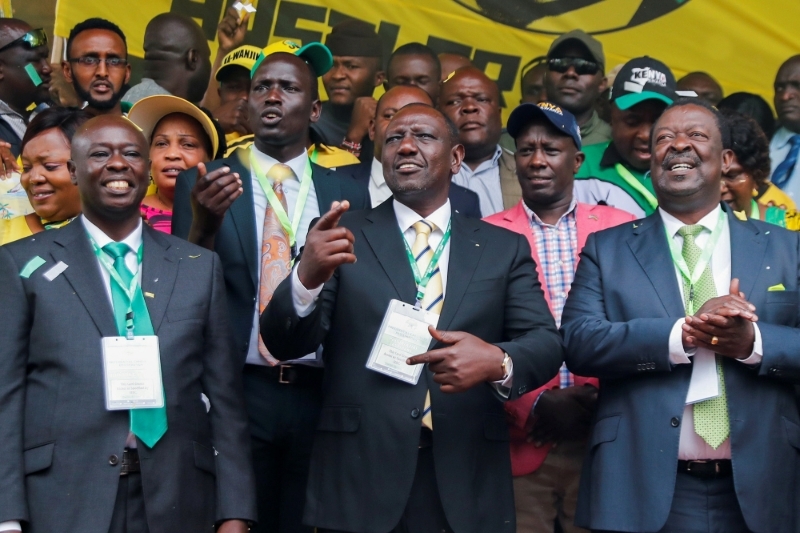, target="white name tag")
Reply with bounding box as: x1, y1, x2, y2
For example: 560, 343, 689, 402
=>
101, 336, 165, 410
366, 299, 439, 385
